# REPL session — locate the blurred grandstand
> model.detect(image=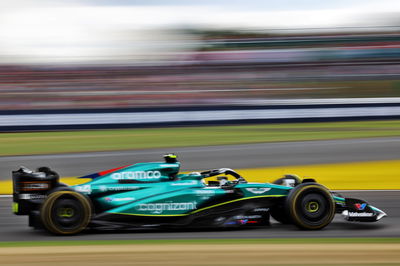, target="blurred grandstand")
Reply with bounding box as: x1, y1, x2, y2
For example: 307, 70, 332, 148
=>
1, 29, 400, 110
